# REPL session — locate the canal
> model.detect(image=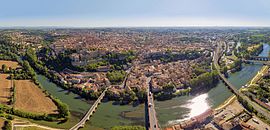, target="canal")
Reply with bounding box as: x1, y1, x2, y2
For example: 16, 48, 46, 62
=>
33, 44, 269, 129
